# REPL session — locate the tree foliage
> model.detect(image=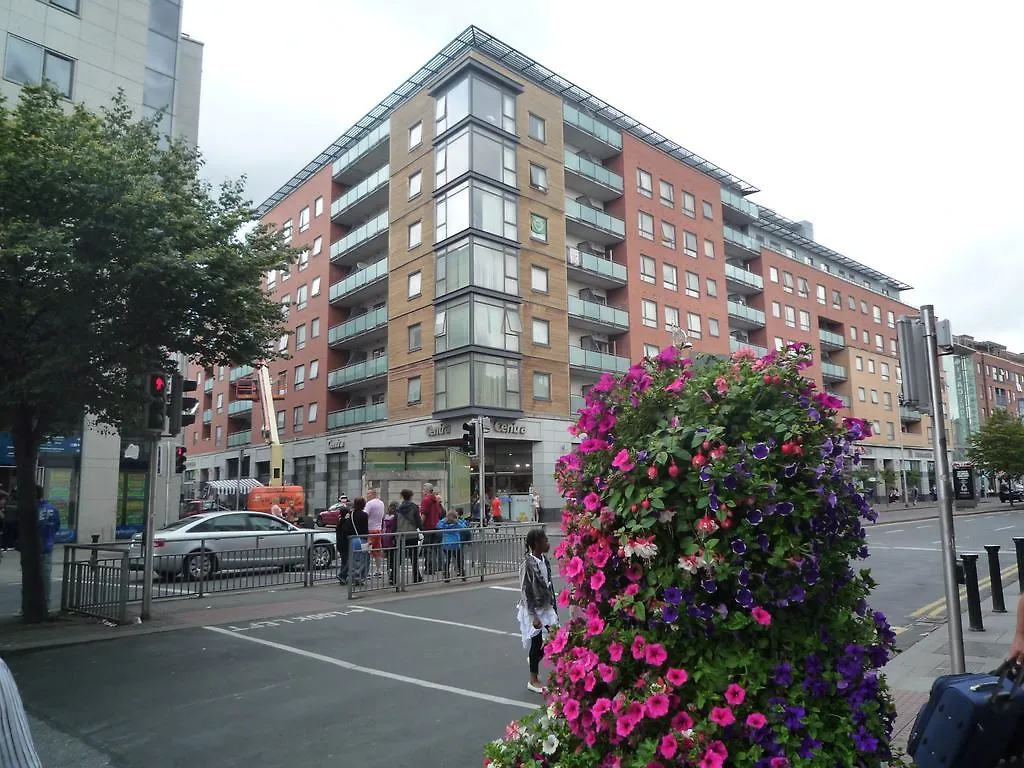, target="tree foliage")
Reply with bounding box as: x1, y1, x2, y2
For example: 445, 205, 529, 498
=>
0, 86, 293, 622
968, 410, 1024, 482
